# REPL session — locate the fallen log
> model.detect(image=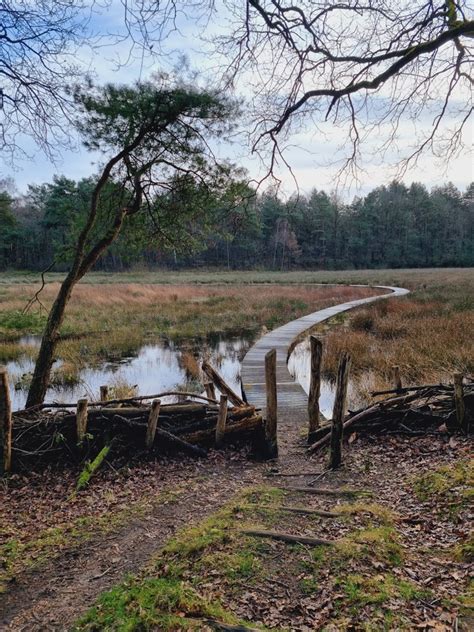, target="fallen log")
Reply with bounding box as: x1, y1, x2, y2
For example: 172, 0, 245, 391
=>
241, 529, 333, 546
201, 361, 246, 407
371, 383, 450, 396
155, 427, 207, 458
182, 414, 263, 445
199, 619, 261, 632
281, 486, 367, 497
308, 391, 423, 454
38, 391, 219, 410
